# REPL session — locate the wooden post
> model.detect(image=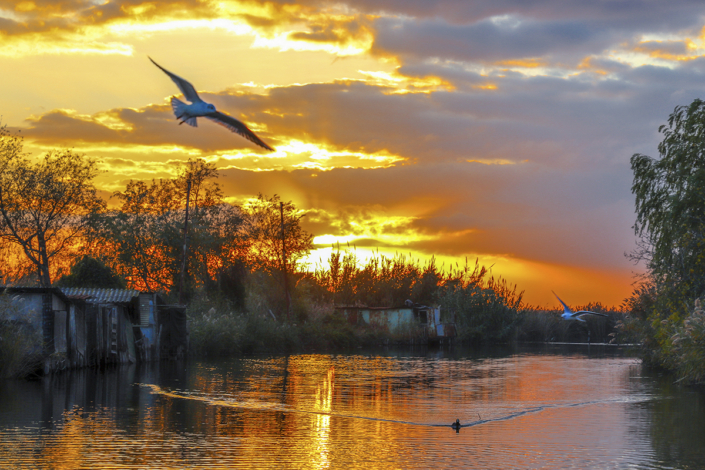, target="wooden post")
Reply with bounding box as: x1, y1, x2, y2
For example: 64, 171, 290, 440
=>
280, 202, 290, 321
178, 179, 192, 305
42, 292, 54, 356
